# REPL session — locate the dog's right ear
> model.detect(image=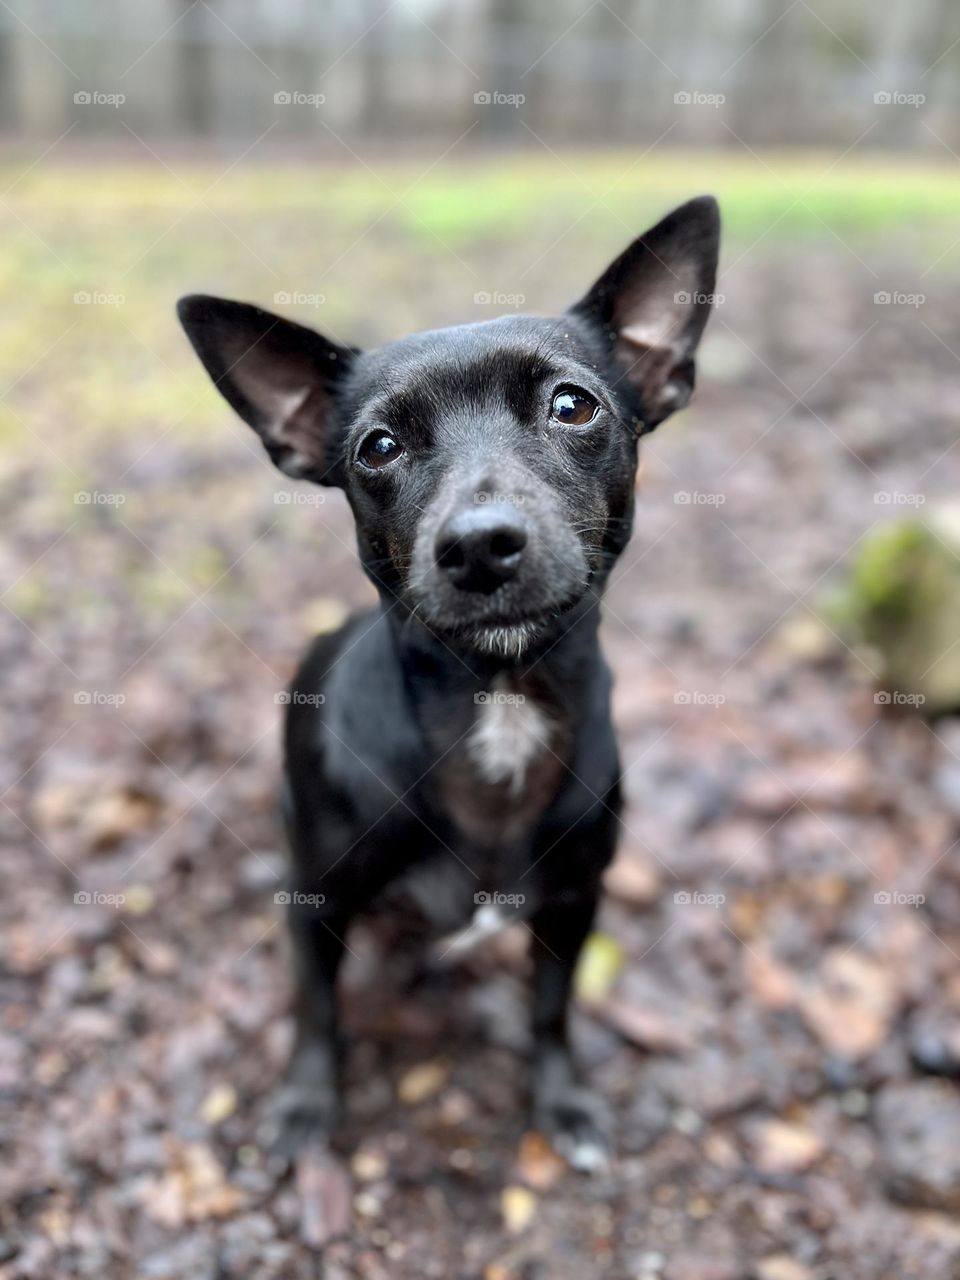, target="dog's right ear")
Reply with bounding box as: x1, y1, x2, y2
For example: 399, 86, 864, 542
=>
177, 295, 358, 484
